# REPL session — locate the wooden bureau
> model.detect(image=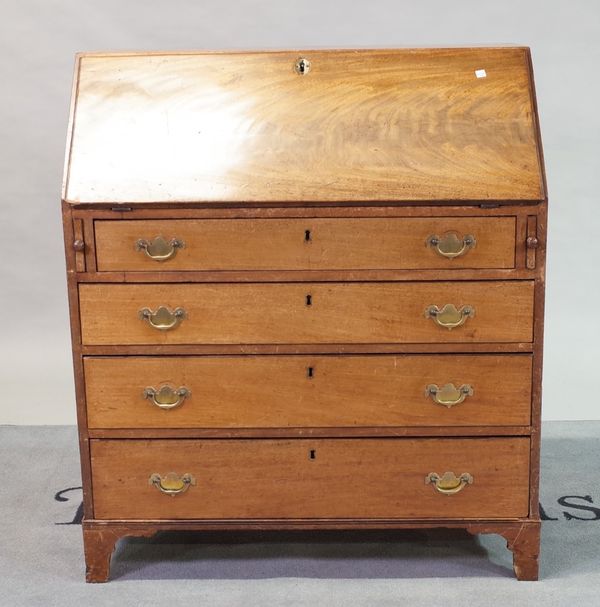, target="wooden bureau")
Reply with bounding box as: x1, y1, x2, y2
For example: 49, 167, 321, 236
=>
61, 48, 546, 582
